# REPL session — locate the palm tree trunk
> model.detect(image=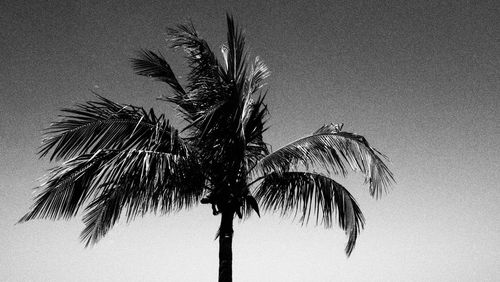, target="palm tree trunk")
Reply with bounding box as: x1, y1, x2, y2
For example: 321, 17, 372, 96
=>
218, 210, 234, 282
